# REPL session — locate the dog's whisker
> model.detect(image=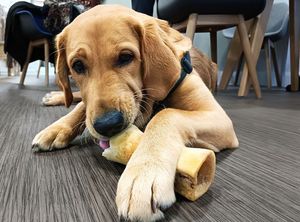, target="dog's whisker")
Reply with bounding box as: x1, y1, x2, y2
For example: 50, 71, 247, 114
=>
53, 43, 92, 57
140, 102, 152, 116
133, 94, 152, 116
92, 137, 99, 146
140, 99, 153, 111
49, 47, 66, 57
140, 93, 156, 104
70, 120, 85, 135
135, 111, 145, 128
80, 128, 90, 146
141, 87, 160, 93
